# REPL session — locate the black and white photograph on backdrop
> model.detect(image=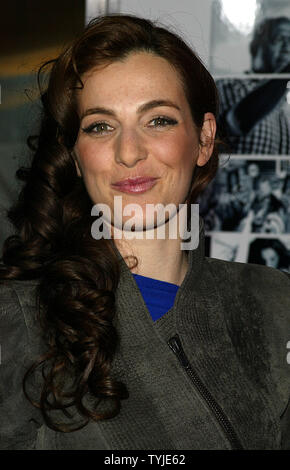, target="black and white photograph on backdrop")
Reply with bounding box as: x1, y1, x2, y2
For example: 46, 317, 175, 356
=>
210, 0, 290, 76
247, 235, 290, 271
198, 157, 290, 233
216, 78, 290, 154
209, 231, 290, 273
210, 0, 290, 155
208, 232, 245, 262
